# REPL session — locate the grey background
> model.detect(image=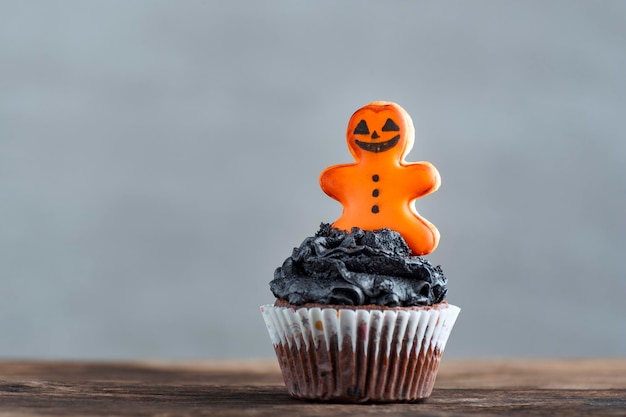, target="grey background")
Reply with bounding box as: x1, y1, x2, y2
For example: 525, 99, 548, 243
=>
1, 0, 625, 359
